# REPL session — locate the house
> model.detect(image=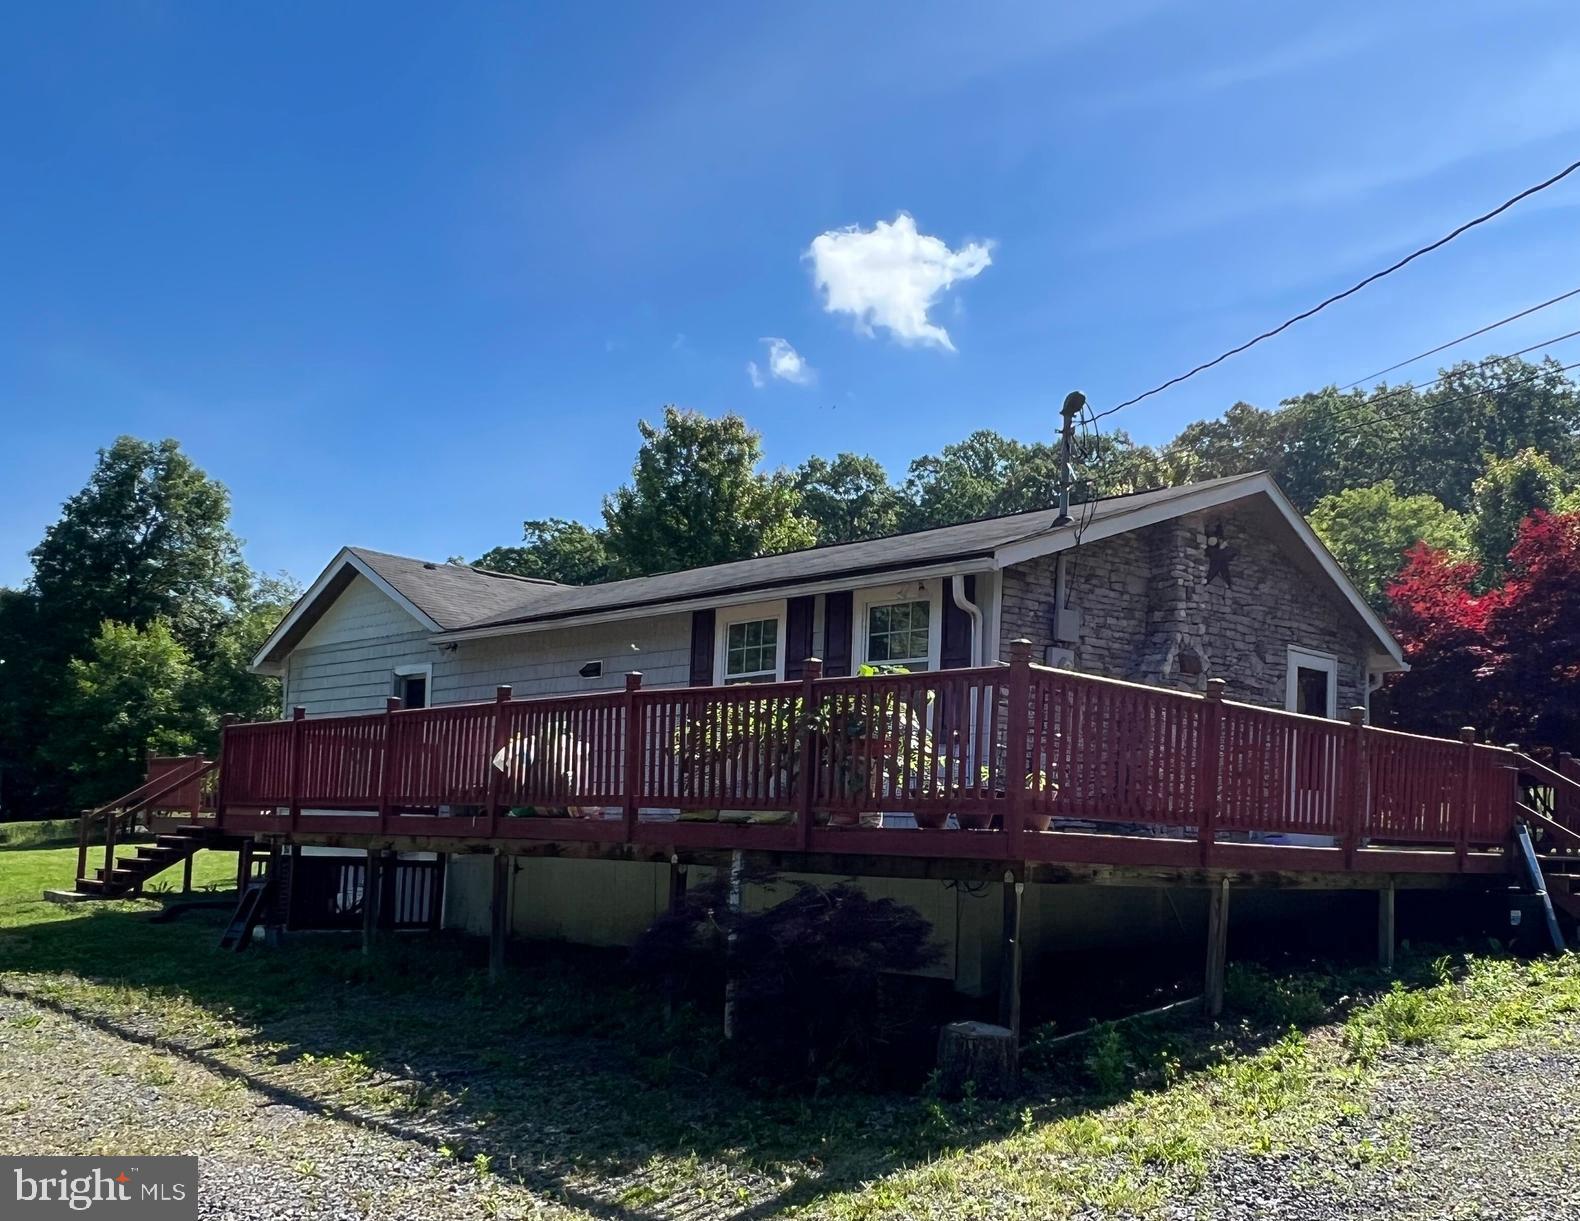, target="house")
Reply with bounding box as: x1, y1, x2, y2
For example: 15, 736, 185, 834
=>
227, 472, 1437, 996
252, 471, 1403, 720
